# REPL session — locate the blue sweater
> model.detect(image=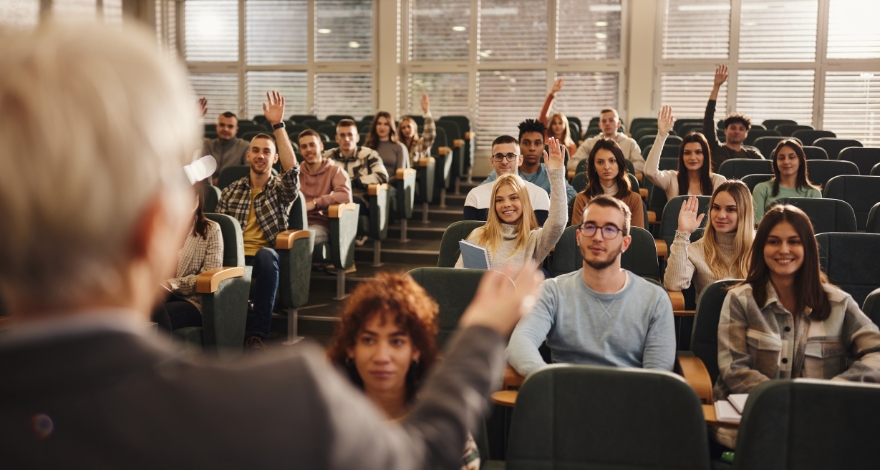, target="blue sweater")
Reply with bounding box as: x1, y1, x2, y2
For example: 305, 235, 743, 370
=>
482, 164, 578, 201
506, 269, 676, 376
